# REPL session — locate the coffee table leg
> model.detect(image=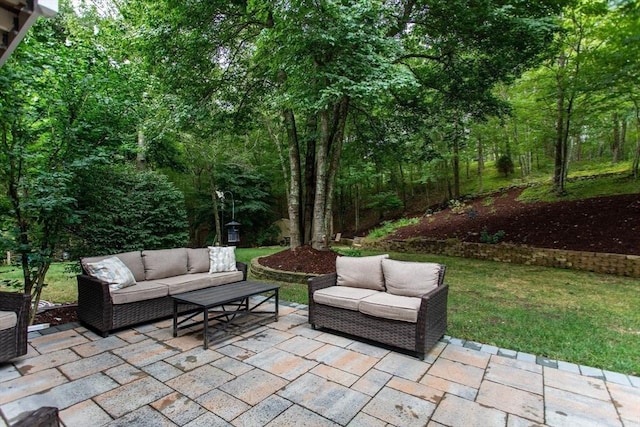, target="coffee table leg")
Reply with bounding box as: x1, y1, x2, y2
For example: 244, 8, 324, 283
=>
275, 288, 279, 321
173, 302, 178, 337
203, 307, 209, 350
